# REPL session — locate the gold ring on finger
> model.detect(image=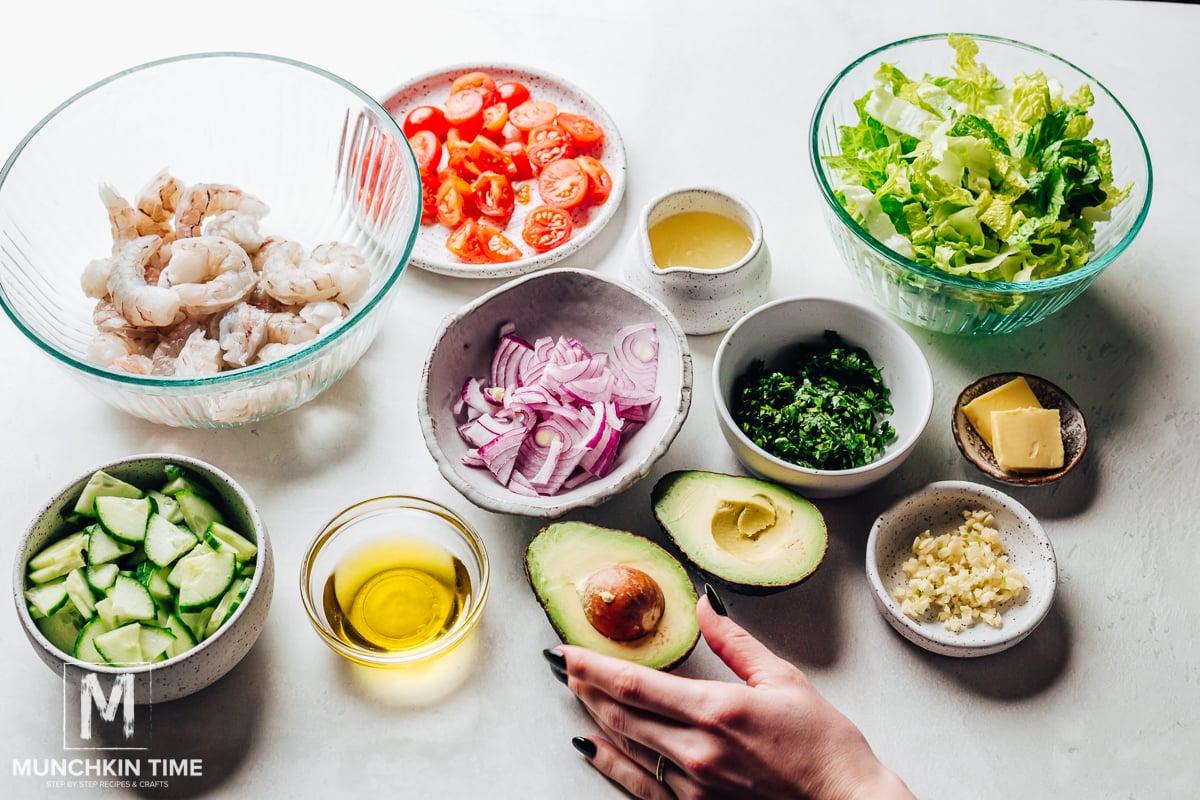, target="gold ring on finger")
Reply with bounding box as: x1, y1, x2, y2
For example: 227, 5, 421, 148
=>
655, 753, 669, 785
